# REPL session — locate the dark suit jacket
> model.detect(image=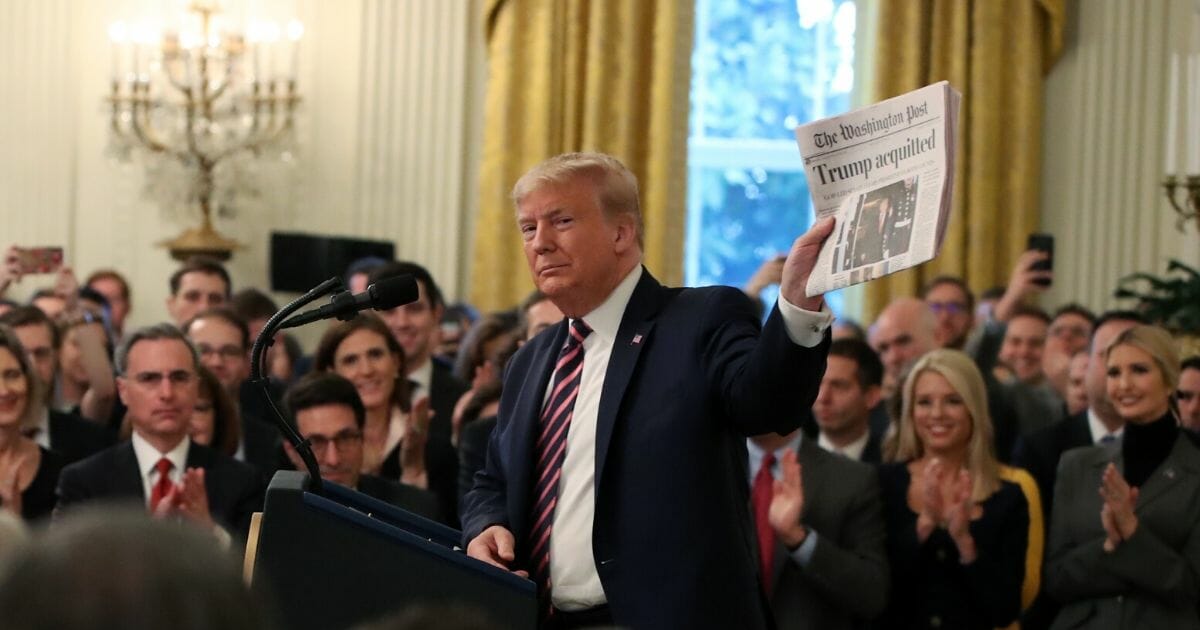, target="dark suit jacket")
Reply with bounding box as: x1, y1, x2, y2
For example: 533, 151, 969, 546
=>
357, 474, 442, 522
55, 440, 264, 537
240, 411, 283, 481
382, 359, 466, 528
462, 270, 830, 629
769, 438, 888, 629
1045, 435, 1200, 629
48, 409, 115, 465
1012, 412, 1092, 521
458, 415, 497, 509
